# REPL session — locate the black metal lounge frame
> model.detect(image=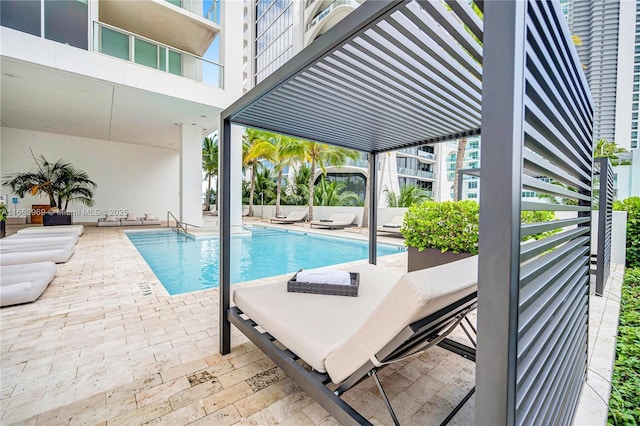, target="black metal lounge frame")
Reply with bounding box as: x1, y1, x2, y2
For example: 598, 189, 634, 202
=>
228, 291, 477, 426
